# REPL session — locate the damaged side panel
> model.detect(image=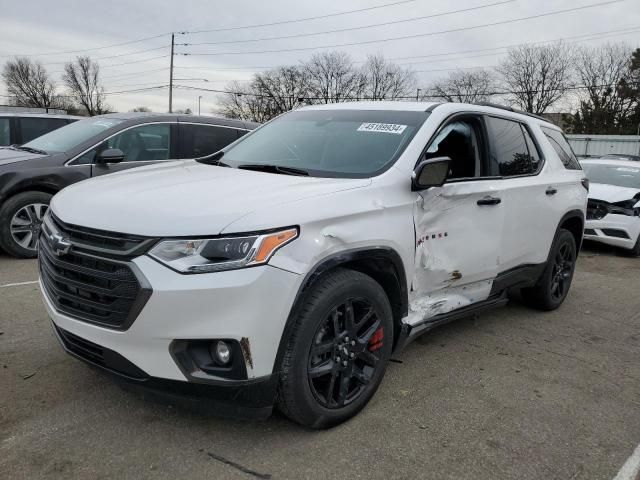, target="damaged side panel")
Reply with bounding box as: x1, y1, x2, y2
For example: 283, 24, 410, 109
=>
407, 182, 505, 326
